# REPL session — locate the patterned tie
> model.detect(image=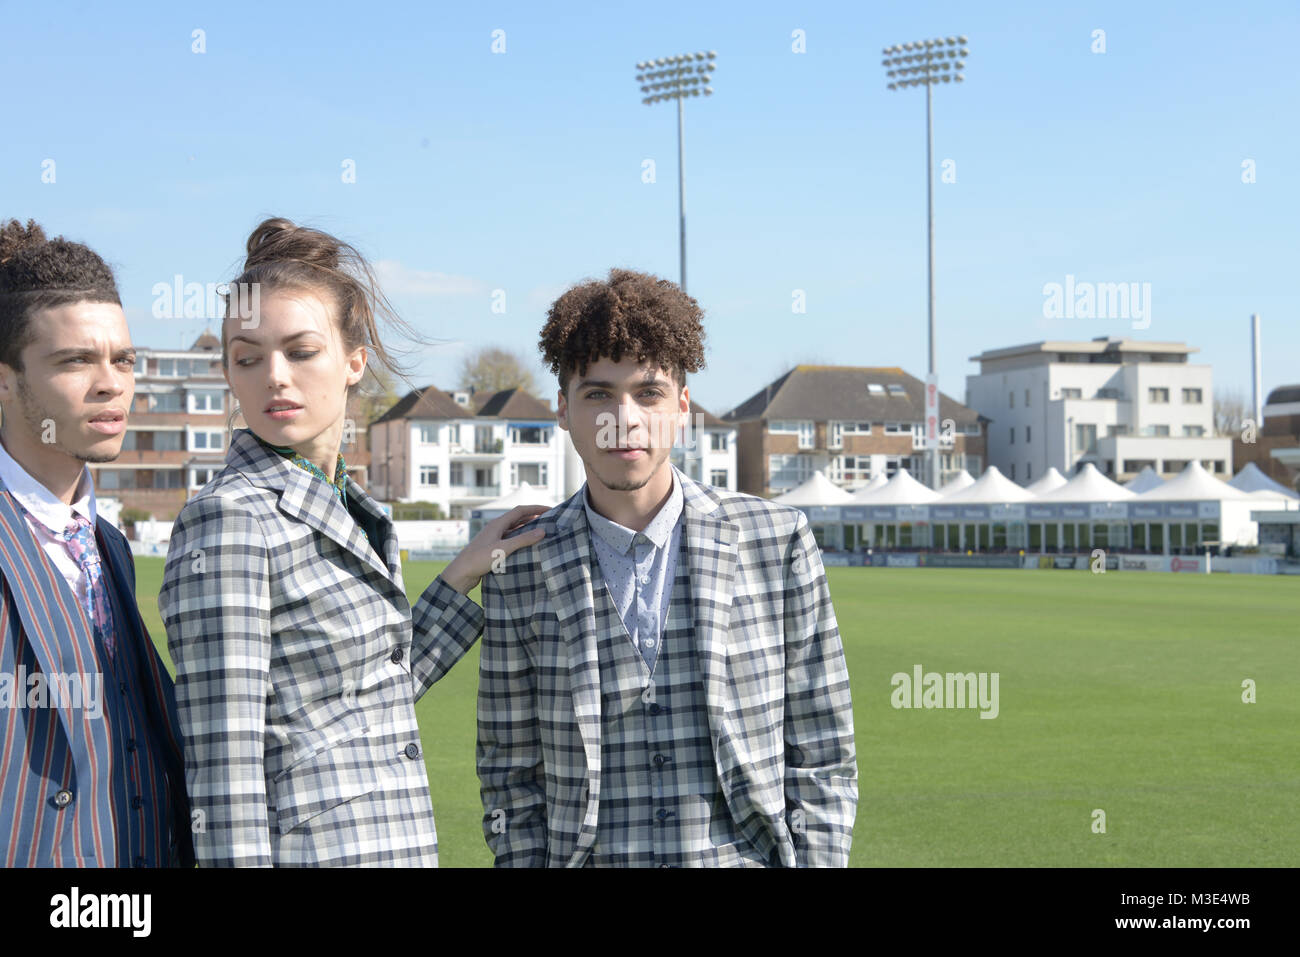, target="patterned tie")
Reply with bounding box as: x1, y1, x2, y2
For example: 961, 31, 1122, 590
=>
61, 514, 116, 662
